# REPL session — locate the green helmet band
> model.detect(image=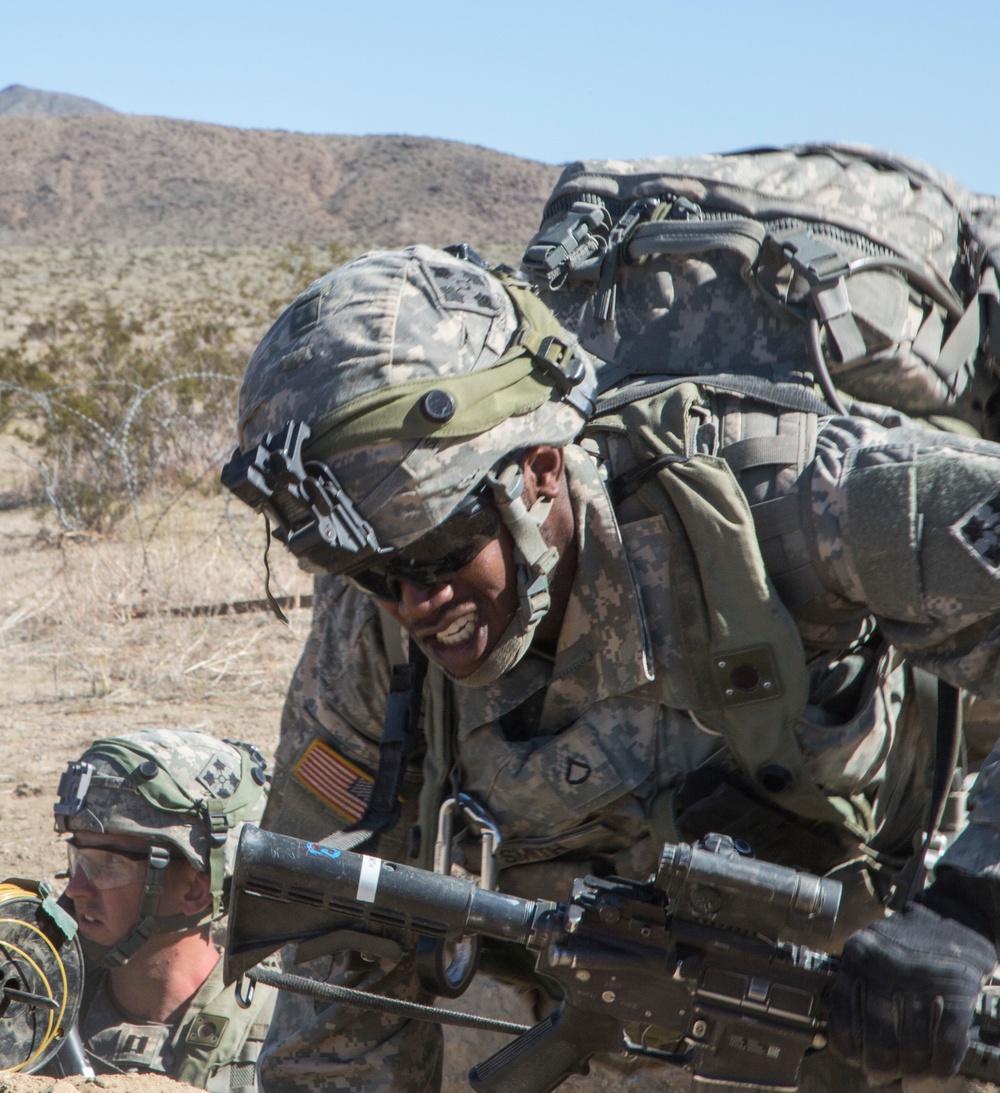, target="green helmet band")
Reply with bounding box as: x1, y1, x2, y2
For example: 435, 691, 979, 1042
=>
220, 275, 593, 580
303, 280, 592, 461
